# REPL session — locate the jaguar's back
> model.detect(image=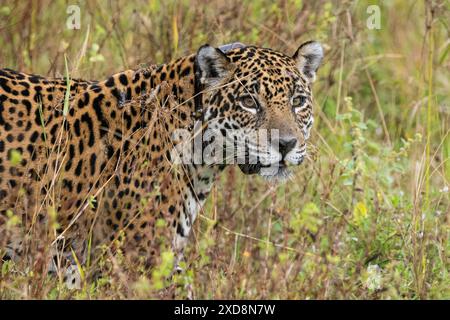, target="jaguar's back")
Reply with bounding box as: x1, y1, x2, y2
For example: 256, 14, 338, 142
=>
0, 68, 93, 204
